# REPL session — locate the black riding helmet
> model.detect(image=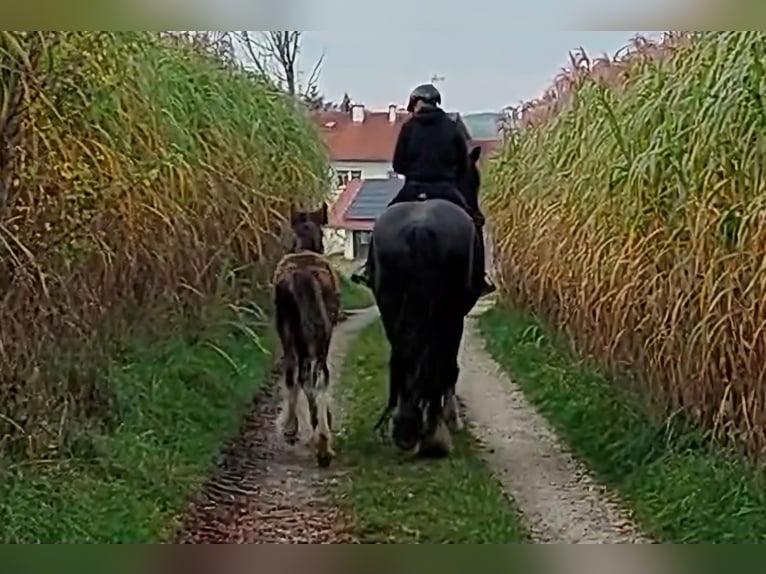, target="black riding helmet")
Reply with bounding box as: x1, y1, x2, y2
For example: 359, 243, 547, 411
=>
406, 83, 442, 112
